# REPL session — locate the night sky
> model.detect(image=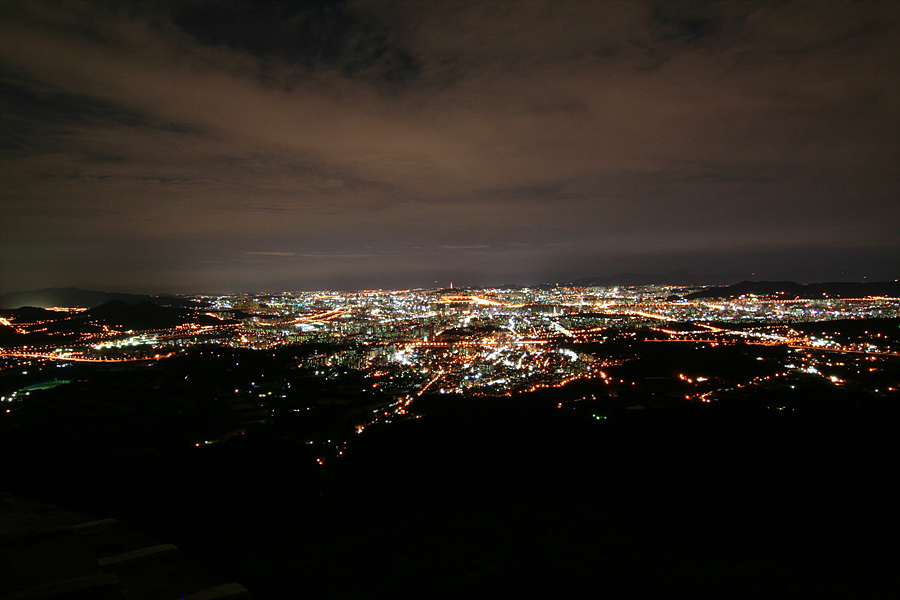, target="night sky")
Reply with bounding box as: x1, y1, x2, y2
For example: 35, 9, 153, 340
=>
1, 1, 898, 293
